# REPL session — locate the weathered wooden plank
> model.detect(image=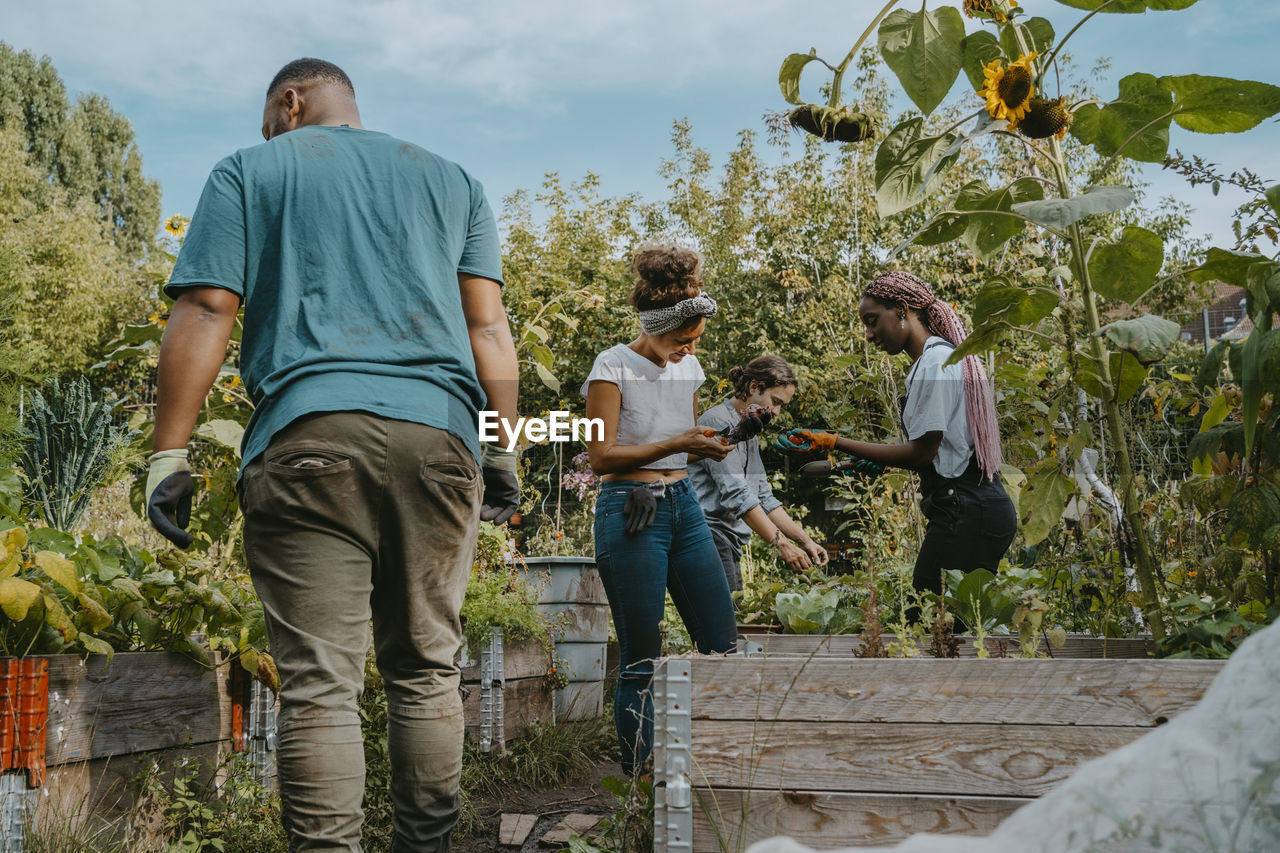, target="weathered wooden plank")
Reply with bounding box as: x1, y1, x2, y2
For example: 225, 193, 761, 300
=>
688, 721, 1142, 797
458, 641, 550, 682
36, 741, 229, 845
461, 677, 553, 744
739, 633, 1155, 659
43, 653, 232, 765
687, 657, 1221, 726
690, 788, 1028, 851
